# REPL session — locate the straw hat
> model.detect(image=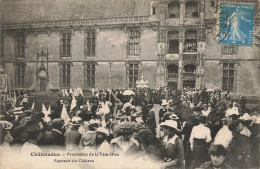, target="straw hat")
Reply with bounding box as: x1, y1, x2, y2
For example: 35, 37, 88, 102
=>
160, 120, 180, 132
69, 117, 82, 126
169, 114, 179, 120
